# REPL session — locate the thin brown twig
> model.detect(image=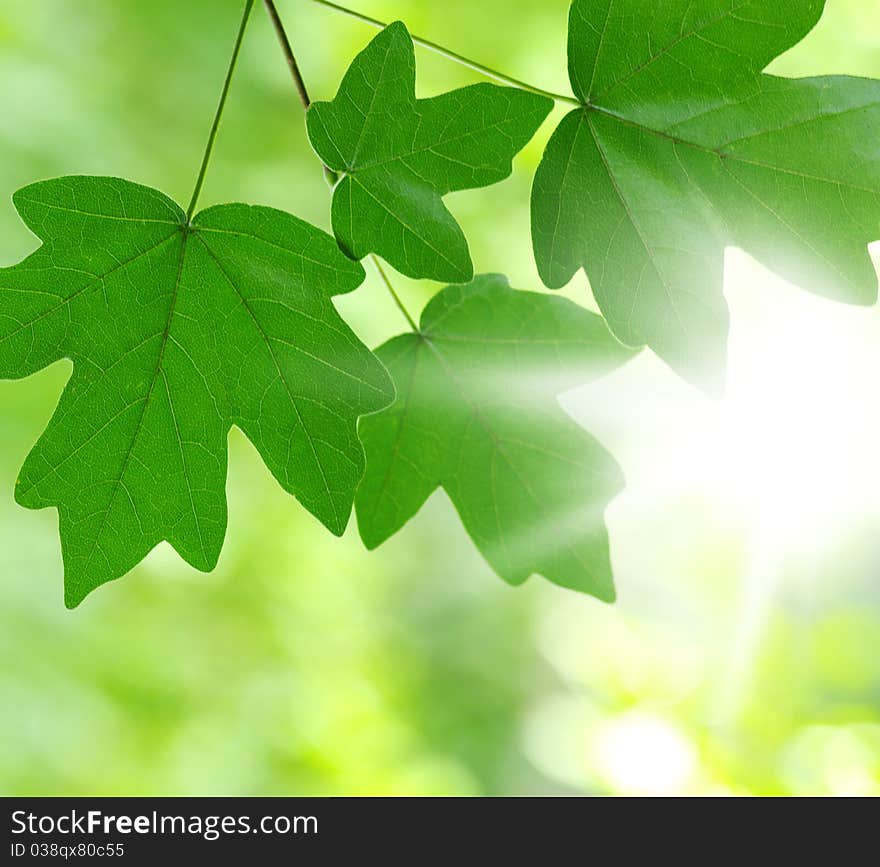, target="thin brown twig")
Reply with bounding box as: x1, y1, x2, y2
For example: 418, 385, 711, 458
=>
263, 0, 339, 187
